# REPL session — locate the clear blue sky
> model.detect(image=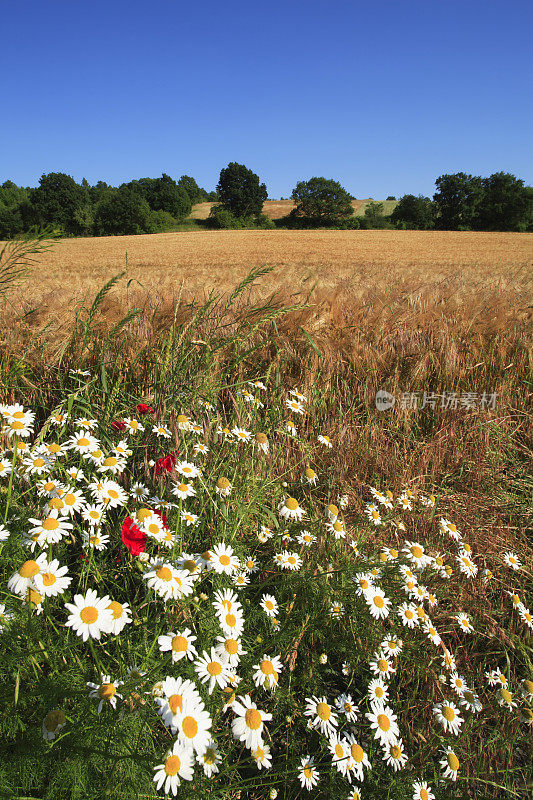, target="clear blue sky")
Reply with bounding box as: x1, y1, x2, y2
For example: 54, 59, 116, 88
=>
1, 0, 531, 199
